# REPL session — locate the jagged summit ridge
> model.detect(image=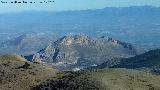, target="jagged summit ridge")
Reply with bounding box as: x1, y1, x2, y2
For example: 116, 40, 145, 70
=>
55, 34, 134, 50
54, 34, 91, 46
